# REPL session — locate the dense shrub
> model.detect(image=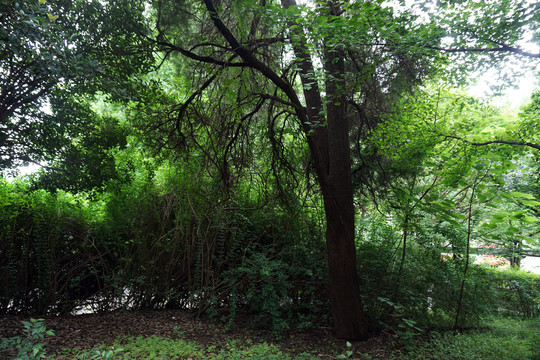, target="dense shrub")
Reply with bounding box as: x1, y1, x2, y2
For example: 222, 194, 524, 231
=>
0, 174, 328, 334
3, 169, 537, 335
484, 267, 540, 318
355, 216, 538, 332
0, 179, 106, 314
